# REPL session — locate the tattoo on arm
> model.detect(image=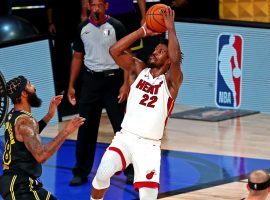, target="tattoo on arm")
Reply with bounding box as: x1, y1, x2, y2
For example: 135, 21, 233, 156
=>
17, 117, 69, 163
